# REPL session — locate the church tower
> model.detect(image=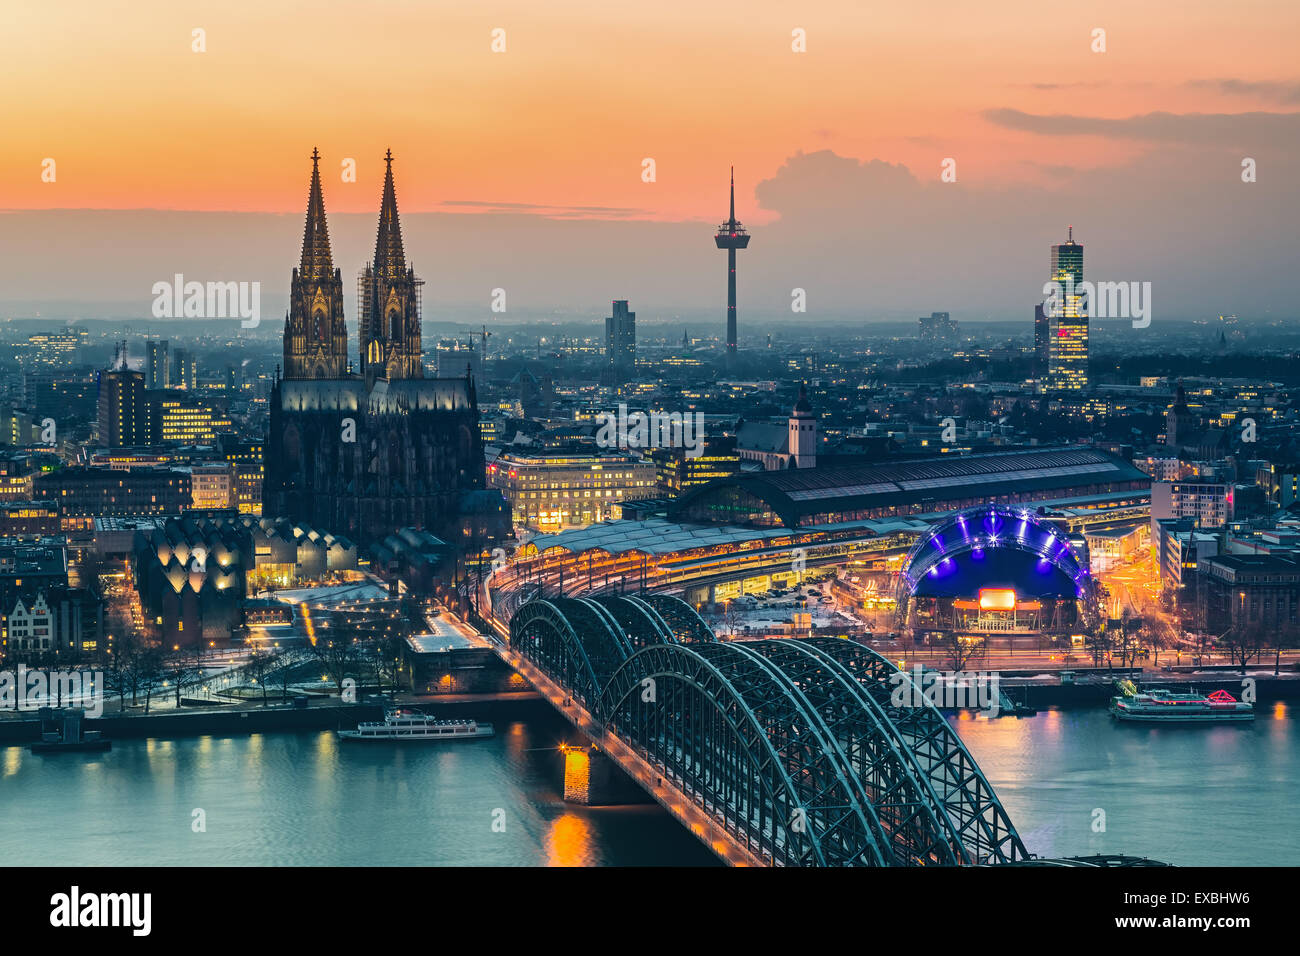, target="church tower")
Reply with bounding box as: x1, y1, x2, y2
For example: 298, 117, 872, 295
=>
788, 382, 817, 469
283, 148, 348, 380
1167, 381, 1189, 450
359, 150, 423, 385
